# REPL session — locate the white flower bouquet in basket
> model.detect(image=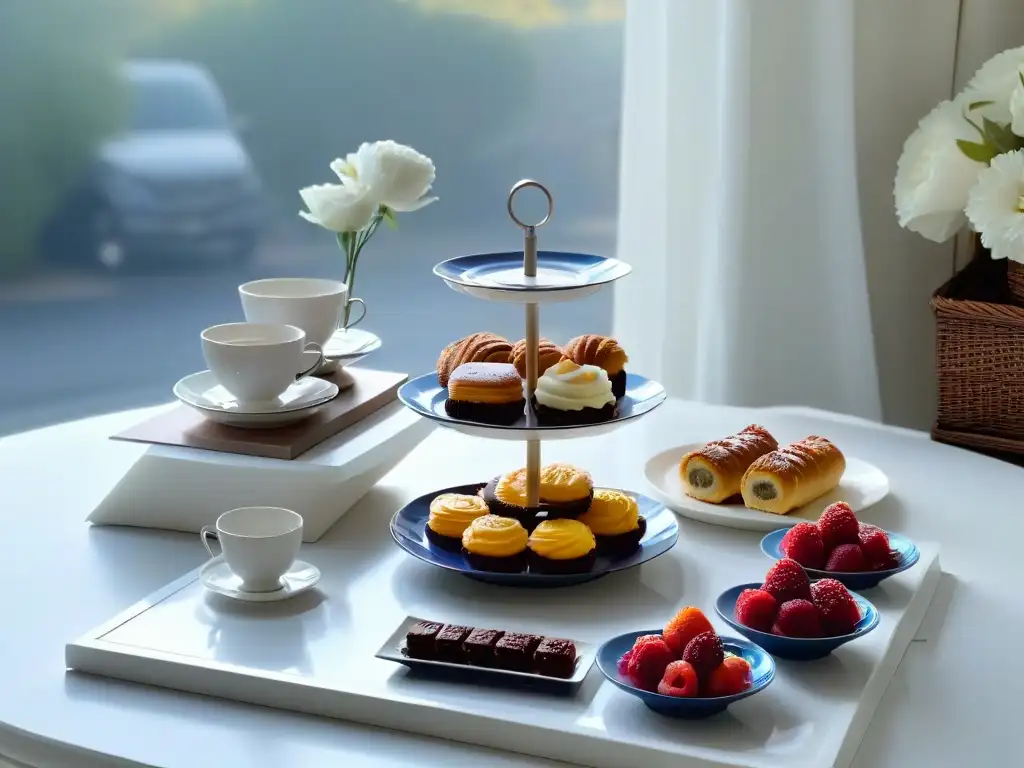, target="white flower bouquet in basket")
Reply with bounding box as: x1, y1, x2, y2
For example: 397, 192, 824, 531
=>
299, 140, 437, 328
895, 46, 1024, 302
